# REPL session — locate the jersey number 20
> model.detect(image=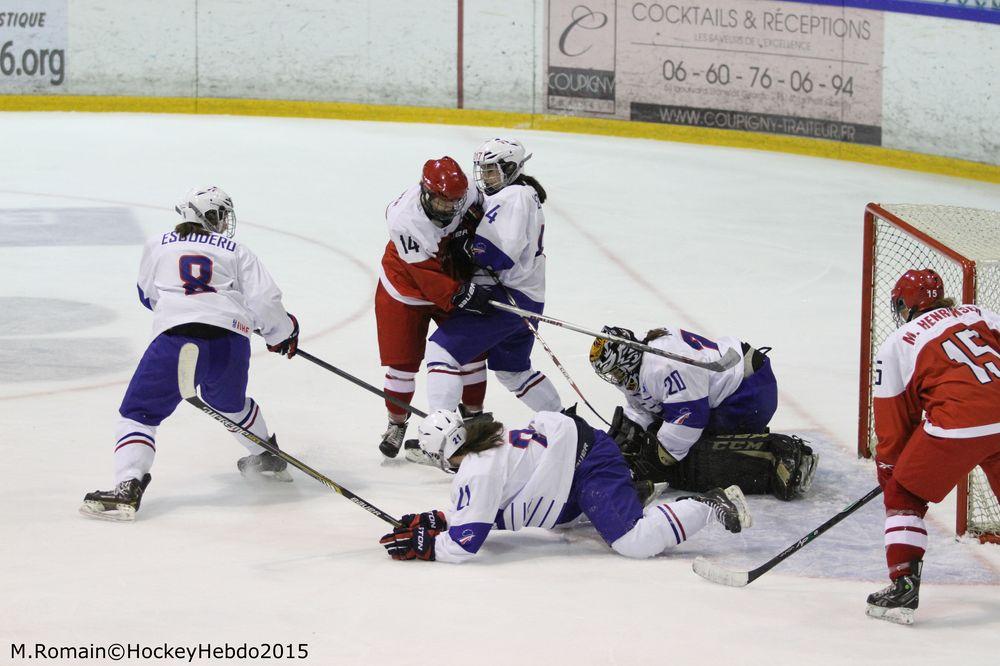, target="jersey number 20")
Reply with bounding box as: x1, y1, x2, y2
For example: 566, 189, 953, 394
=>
179, 255, 217, 295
